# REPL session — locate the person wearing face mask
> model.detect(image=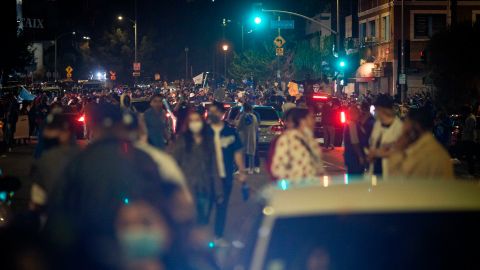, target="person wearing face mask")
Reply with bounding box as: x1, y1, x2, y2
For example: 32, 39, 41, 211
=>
44, 104, 195, 270
172, 110, 218, 225
207, 102, 246, 241
30, 112, 79, 213
116, 198, 172, 270
387, 107, 454, 179
367, 94, 403, 177
269, 108, 325, 182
